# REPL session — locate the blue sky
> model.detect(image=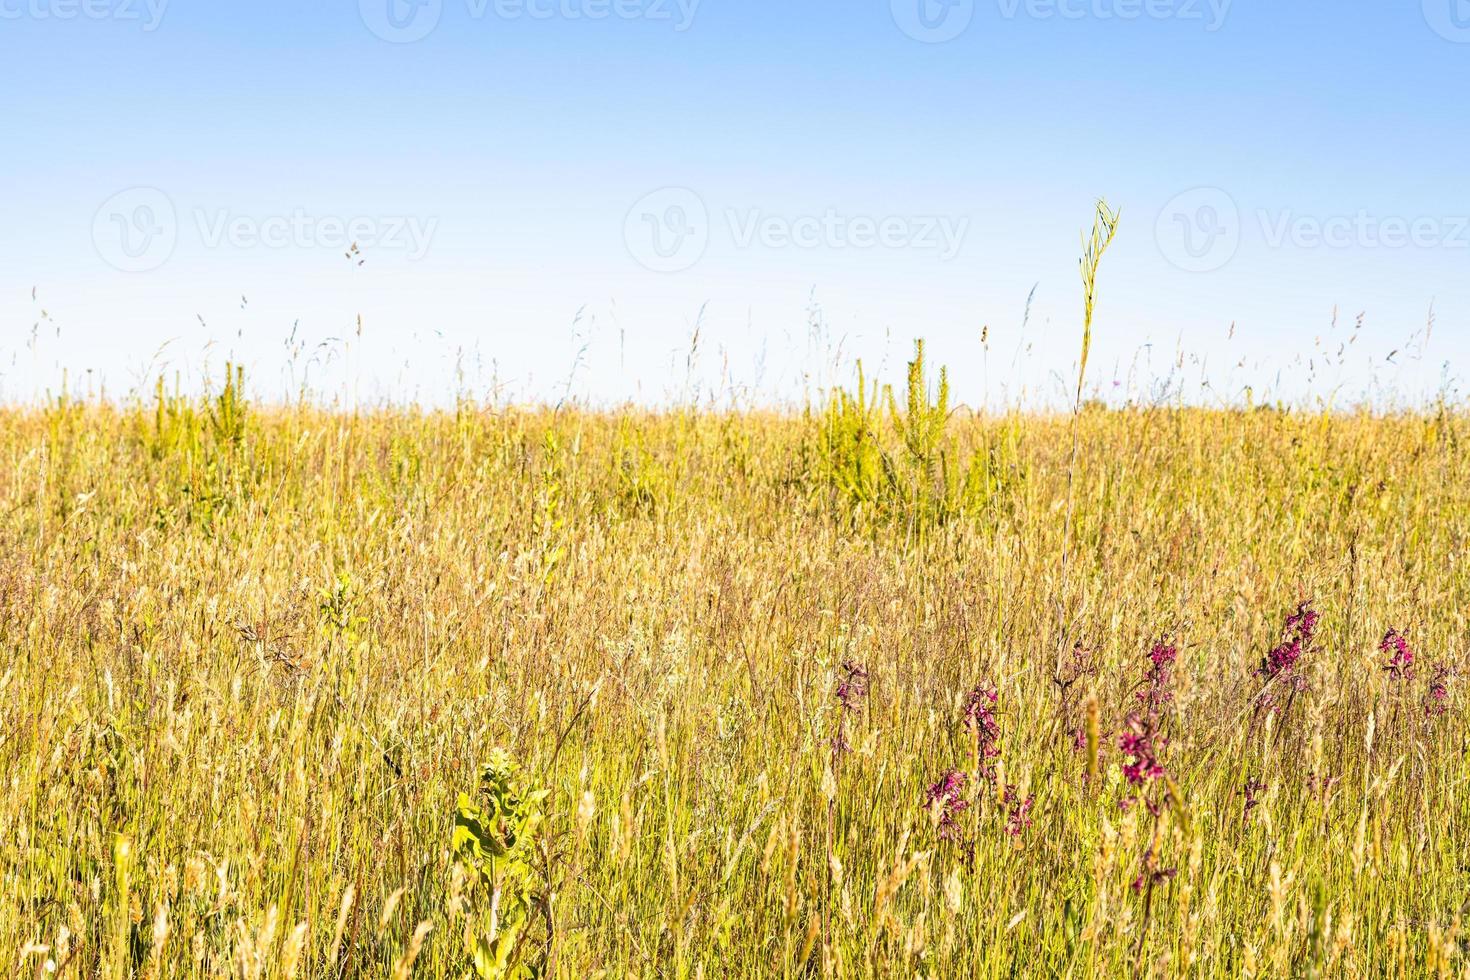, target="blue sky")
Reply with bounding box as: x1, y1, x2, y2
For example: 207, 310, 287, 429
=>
3, 0, 1468, 407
